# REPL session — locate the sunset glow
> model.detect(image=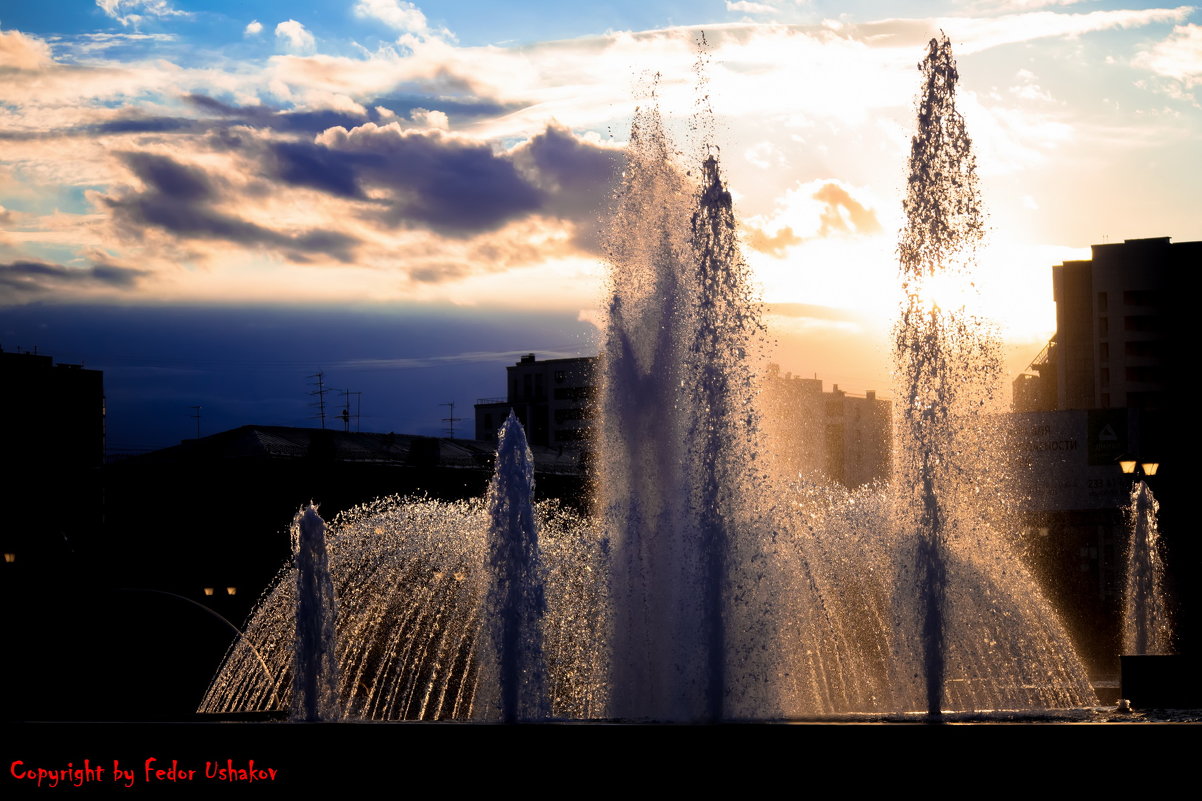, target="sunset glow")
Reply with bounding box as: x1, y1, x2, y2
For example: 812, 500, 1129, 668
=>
2, 1, 1200, 444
